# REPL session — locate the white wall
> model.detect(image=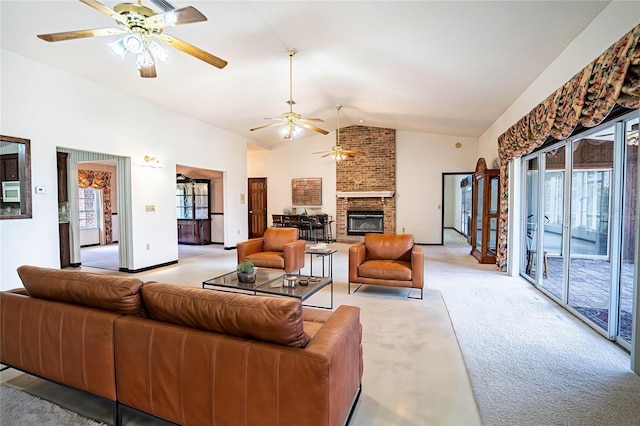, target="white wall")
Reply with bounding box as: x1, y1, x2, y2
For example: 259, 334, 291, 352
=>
477, 2, 640, 161
248, 132, 337, 234
248, 130, 478, 245
397, 132, 478, 243
0, 50, 249, 289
